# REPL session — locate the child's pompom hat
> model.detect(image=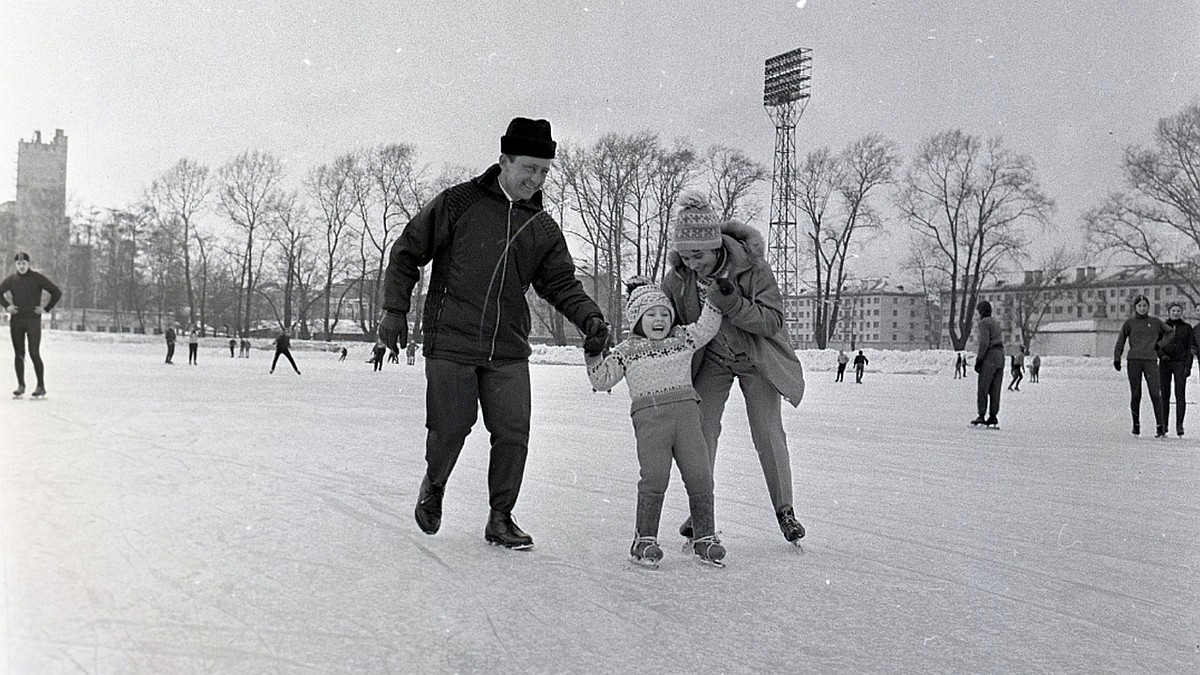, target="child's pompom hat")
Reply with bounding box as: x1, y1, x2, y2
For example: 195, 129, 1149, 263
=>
624, 276, 674, 330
